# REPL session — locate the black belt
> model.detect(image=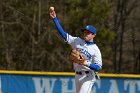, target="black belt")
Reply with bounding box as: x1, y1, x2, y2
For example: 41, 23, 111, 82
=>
75, 71, 90, 75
